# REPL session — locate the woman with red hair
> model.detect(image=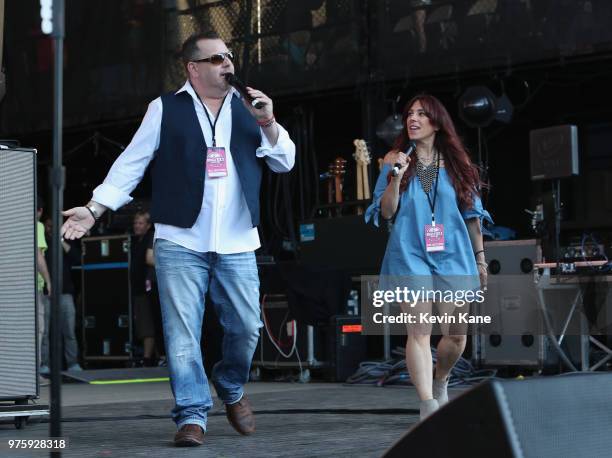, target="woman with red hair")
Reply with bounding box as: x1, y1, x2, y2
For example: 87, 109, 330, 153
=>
366, 94, 492, 420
